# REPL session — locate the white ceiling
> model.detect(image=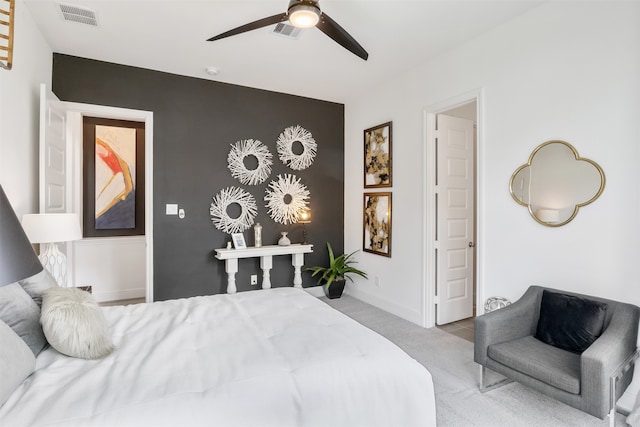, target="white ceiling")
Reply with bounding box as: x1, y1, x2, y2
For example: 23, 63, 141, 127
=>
25, 0, 544, 103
